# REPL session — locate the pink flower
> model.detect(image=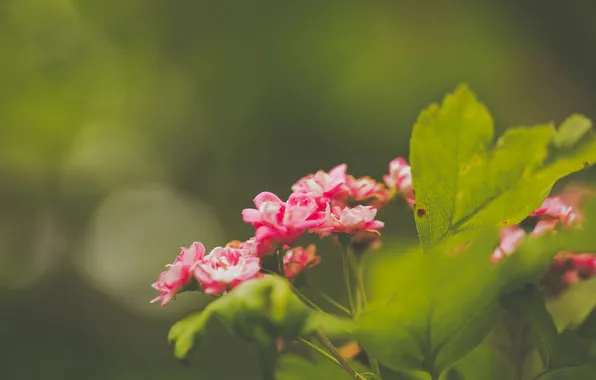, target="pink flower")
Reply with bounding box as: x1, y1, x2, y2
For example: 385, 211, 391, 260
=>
384, 158, 413, 194
570, 254, 596, 275
242, 192, 327, 246
194, 246, 261, 295
151, 242, 205, 307
384, 157, 415, 207
491, 226, 526, 264
314, 205, 384, 236
291, 164, 350, 204
283, 244, 320, 280
530, 219, 559, 237
226, 237, 273, 258
345, 175, 389, 205
531, 197, 580, 225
